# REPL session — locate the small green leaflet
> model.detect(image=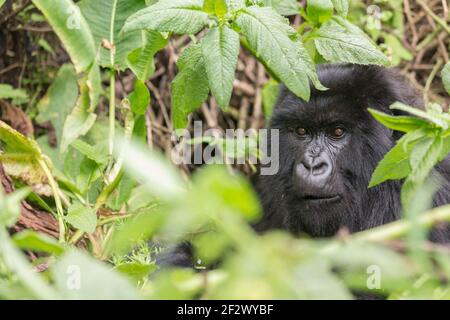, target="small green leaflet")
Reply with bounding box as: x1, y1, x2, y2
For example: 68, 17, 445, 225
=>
201, 25, 240, 109
127, 30, 168, 81
307, 0, 334, 24
442, 62, 450, 95
65, 202, 97, 234
0, 84, 29, 102
129, 79, 150, 115
122, 0, 210, 35
171, 45, 210, 129
203, 0, 228, 17
368, 134, 414, 188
